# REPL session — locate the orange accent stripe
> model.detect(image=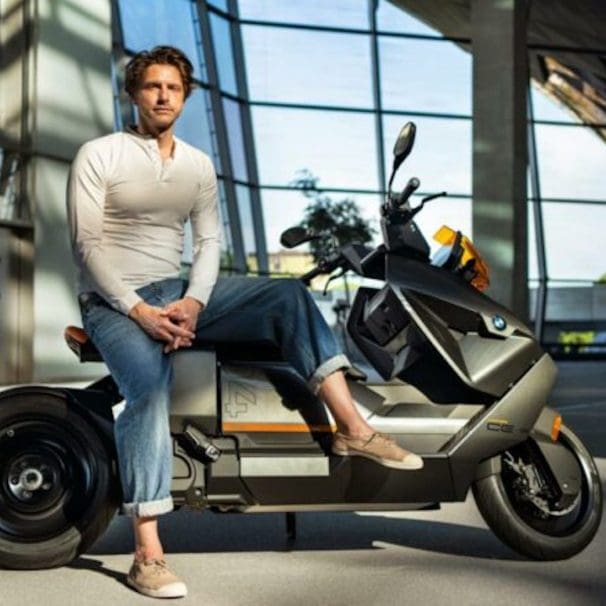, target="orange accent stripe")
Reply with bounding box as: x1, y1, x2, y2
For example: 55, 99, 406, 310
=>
222, 422, 336, 434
